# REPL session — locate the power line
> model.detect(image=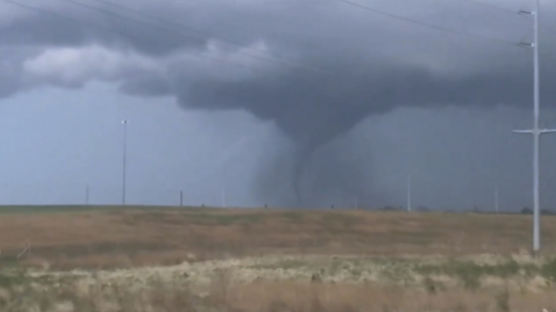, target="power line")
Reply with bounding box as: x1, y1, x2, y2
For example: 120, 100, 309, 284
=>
2, 0, 327, 79
2, 0, 269, 78
52, 0, 528, 63
61, 0, 533, 77
1, 0, 148, 44
65, 0, 527, 60
56, 0, 330, 74
333, 0, 519, 46
461, 0, 521, 15
460, 0, 556, 35
6, 0, 548, 88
